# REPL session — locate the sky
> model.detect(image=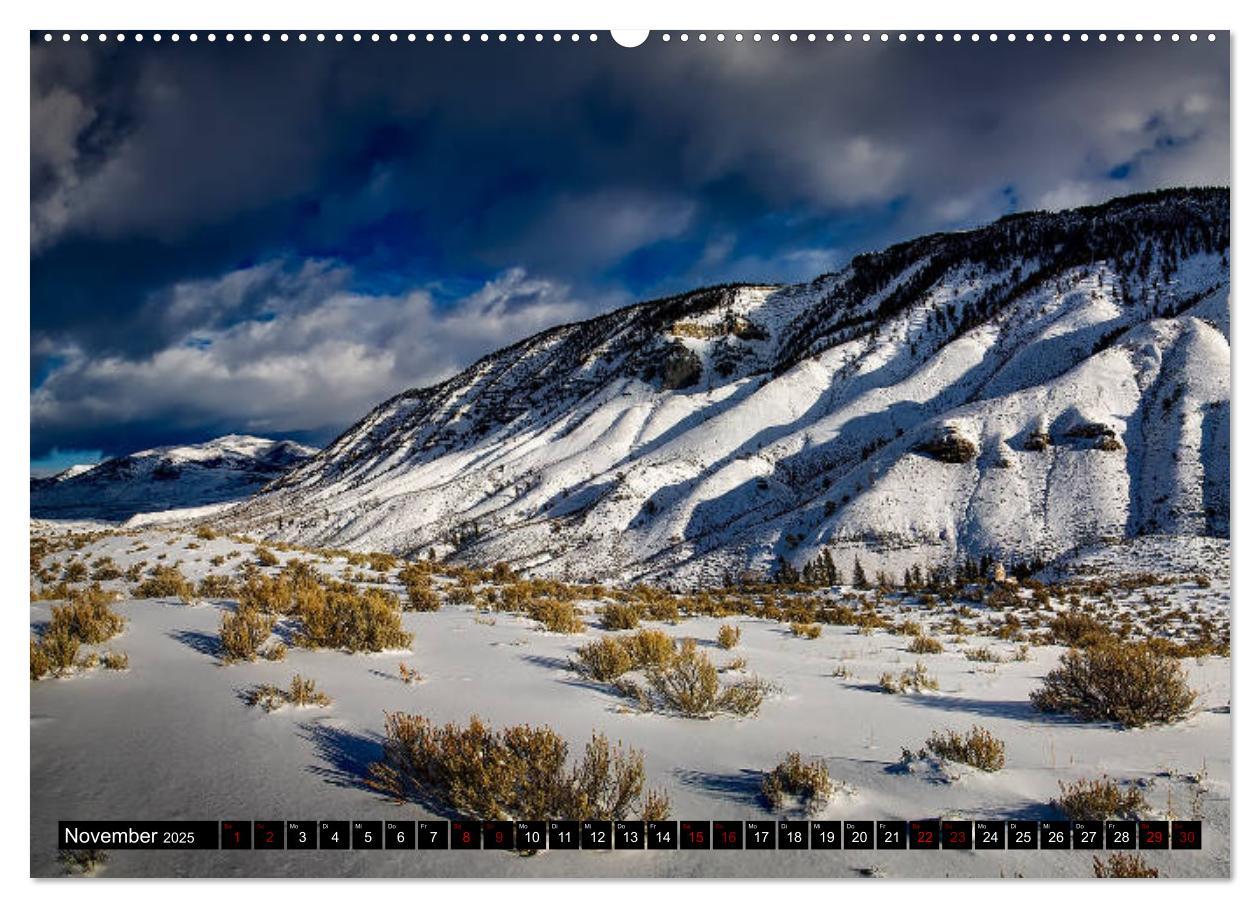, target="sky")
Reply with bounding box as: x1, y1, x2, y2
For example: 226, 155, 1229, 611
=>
30, 32, 1229, 471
